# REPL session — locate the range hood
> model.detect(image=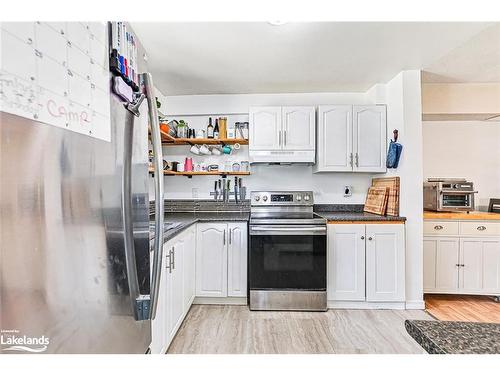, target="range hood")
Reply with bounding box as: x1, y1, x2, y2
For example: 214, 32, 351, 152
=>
422, 83, 500, 122
249, 150, 315, 164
